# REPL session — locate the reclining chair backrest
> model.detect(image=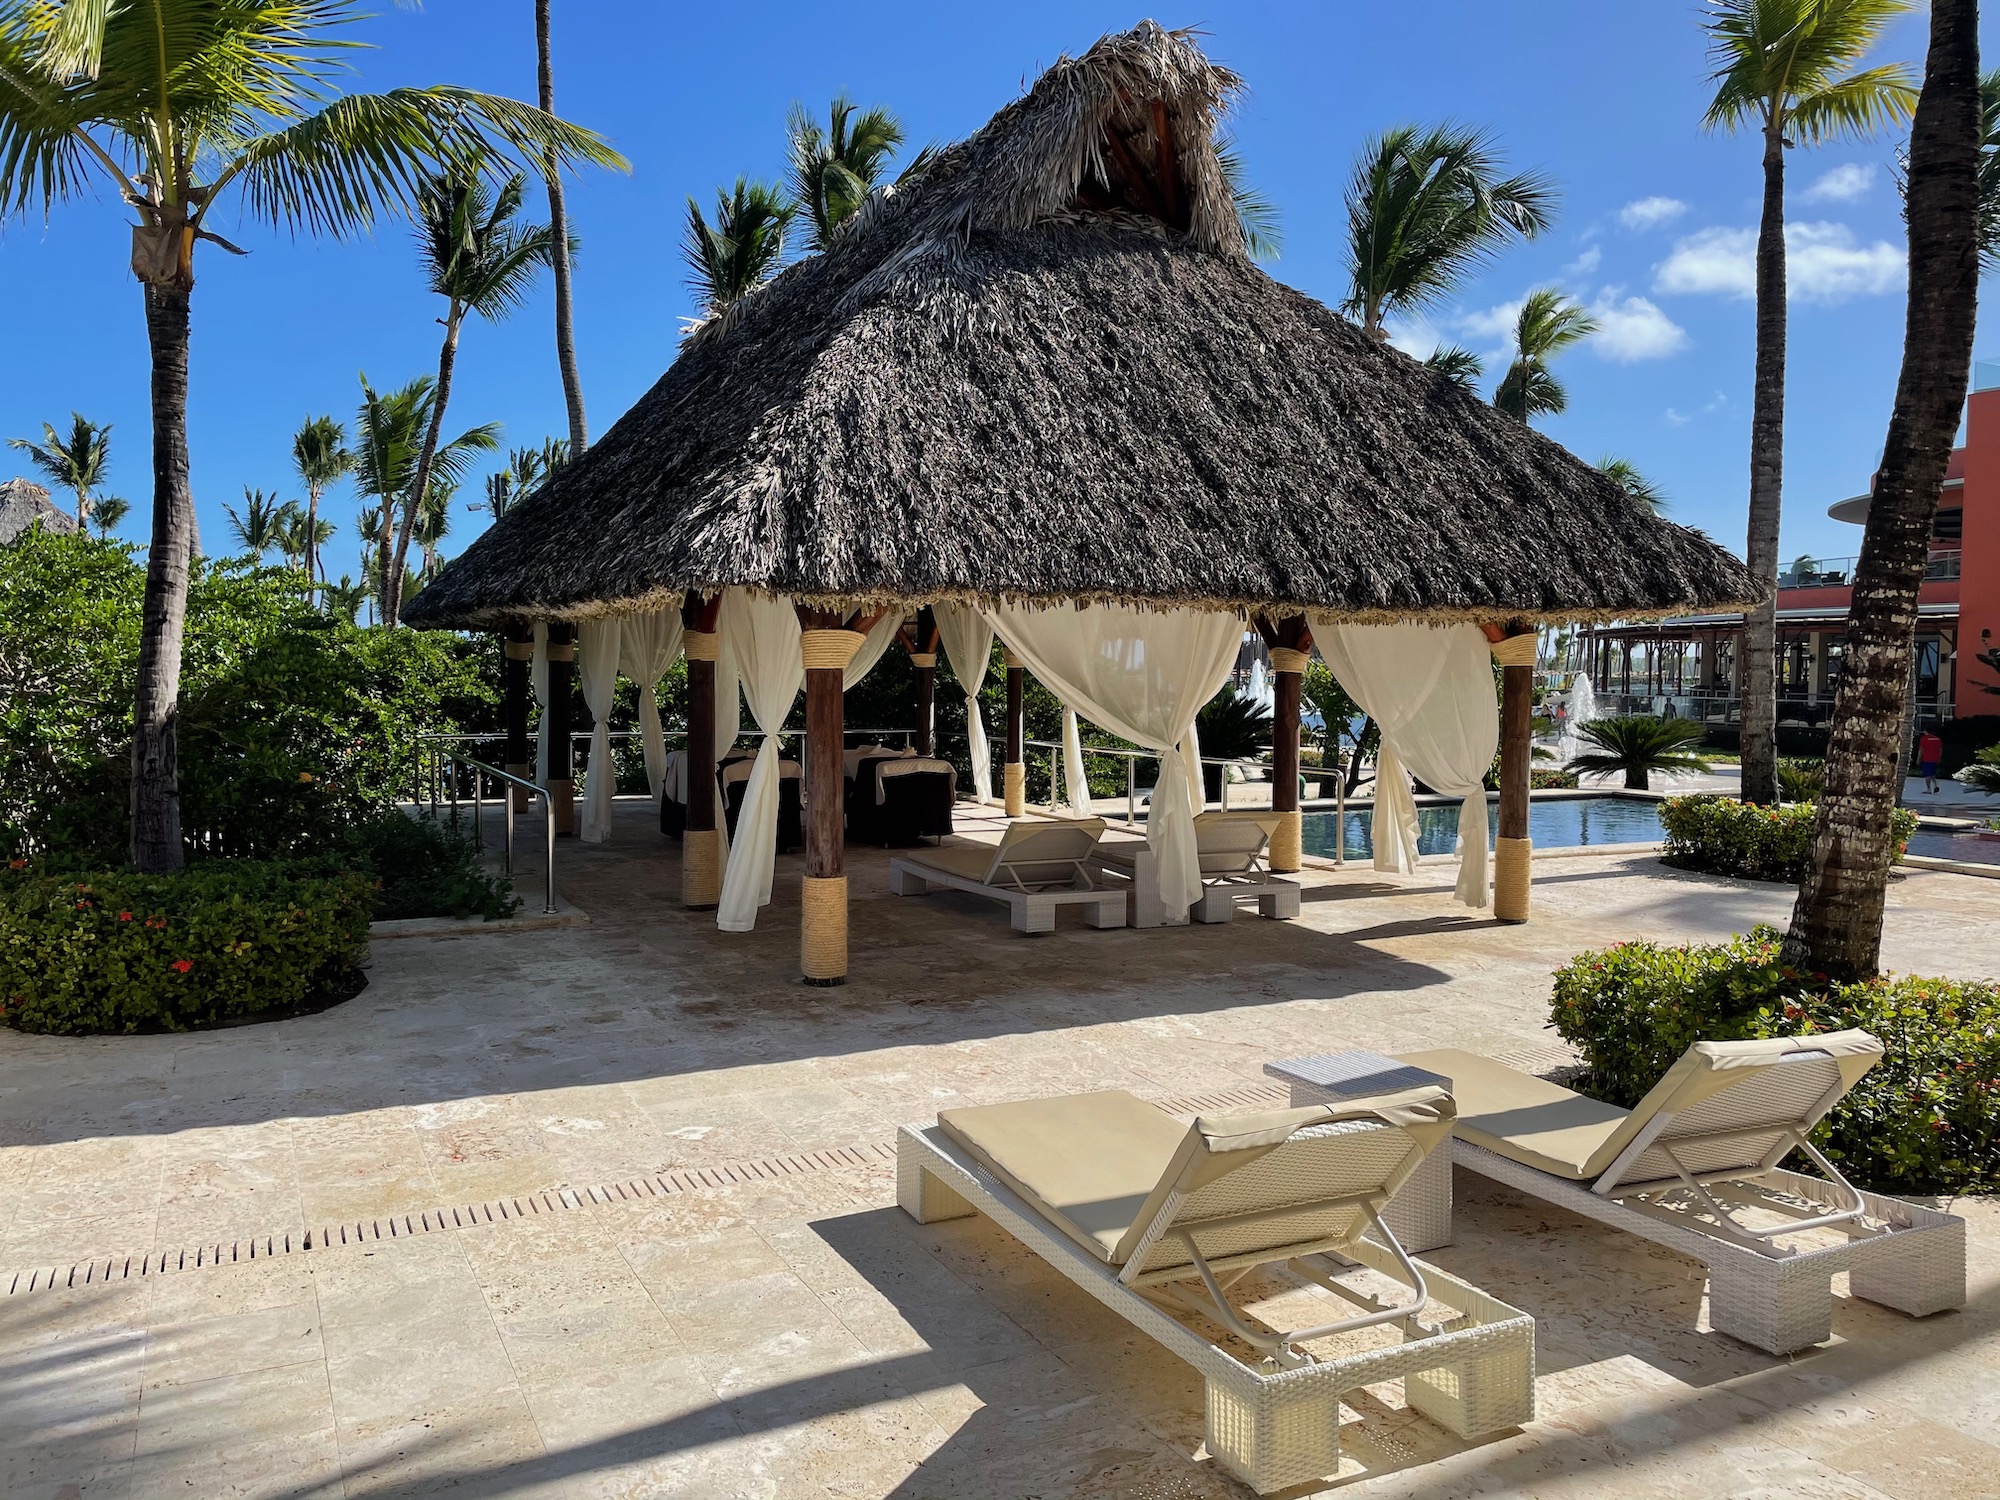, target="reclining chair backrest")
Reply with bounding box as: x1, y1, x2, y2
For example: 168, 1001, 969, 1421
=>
985, 817, 1106, 889
1192, 811, 1281, 876
1113, 1086, 1456, 1283
1588, 1030, 1882, 1194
